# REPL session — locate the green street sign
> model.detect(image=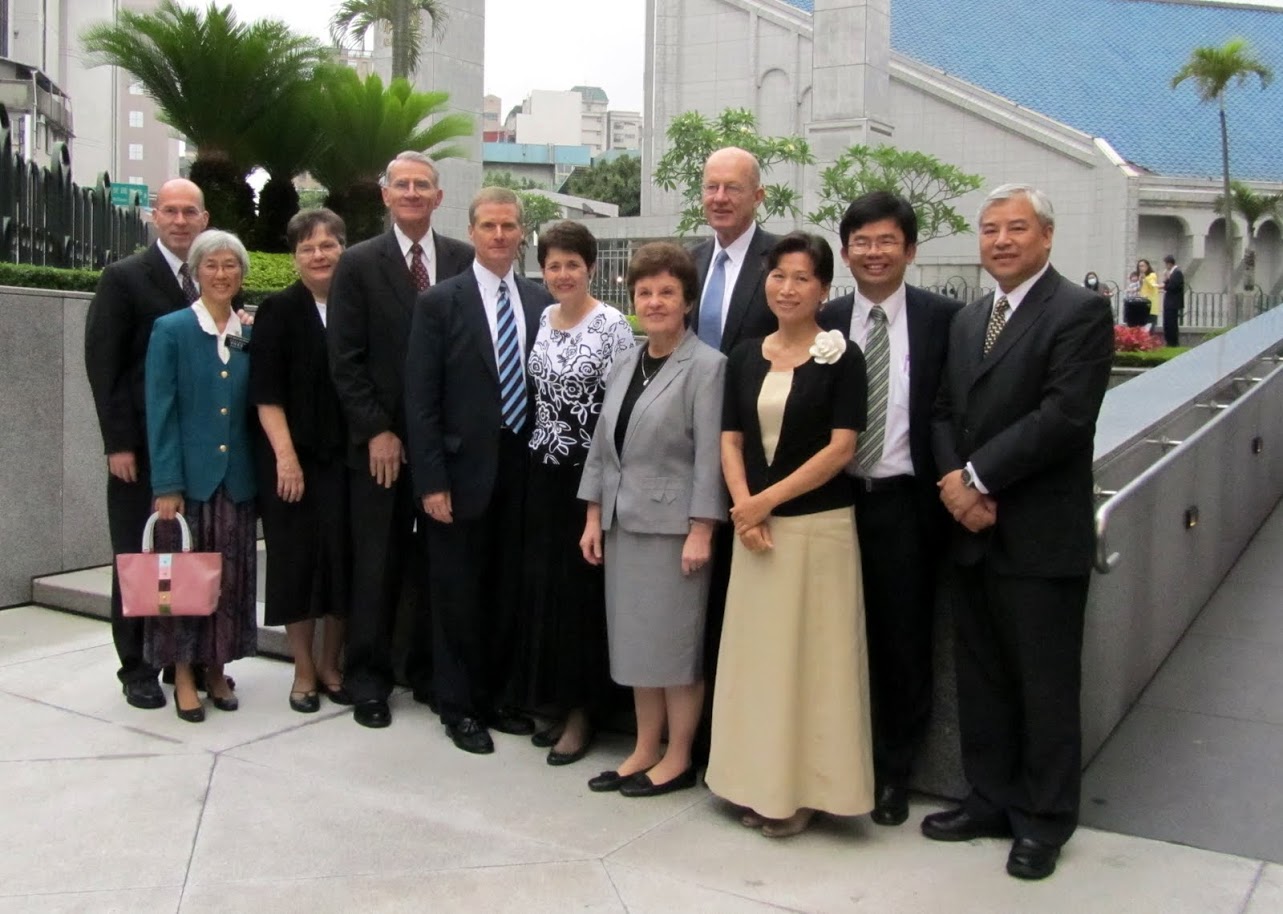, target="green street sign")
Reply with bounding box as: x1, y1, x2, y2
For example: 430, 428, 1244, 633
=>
110, 183, 148, 207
